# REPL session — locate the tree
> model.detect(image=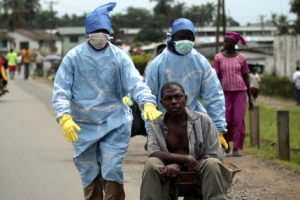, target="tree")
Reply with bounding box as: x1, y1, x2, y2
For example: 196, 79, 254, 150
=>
111, 7, 152, 42
24, 0, 40, 21
204, 2, 217, 26
271, 13, 290, 35
134, 19, 165, 43
1, 0, 41, 30
184, 2, 217, 27
150, 0, 174, 27
27, 10, 52, 28
2, 0, 27, 30
227, 16, 240, 27
185, 5, 205, 26
290, 0, 300, 34
170, 2, 186, 20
